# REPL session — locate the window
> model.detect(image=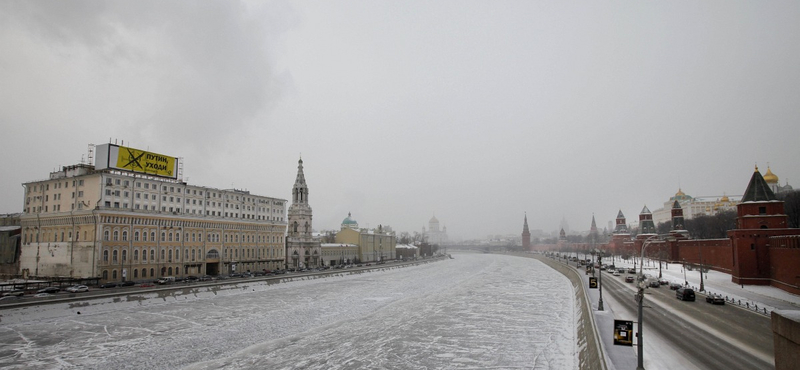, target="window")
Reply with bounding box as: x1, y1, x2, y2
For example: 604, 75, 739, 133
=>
112, 270, 117, 279
103, 250, 109, 262
102, 270, 108, 280
104, 230, 110, 241
122, 231, 128, 241
150, 249, 155, 261
113, 230, 119, 241
134, 269, 138, 278
161, 232, 166, 242
112, 250, 118, 263
134, 249, 139, 261
122, 250, 127, 262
